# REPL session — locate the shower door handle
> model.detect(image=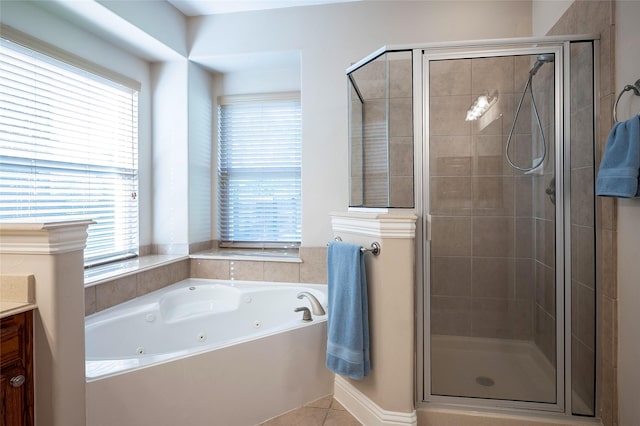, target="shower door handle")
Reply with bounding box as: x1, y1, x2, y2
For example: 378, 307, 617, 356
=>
426, 214, 432, 241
